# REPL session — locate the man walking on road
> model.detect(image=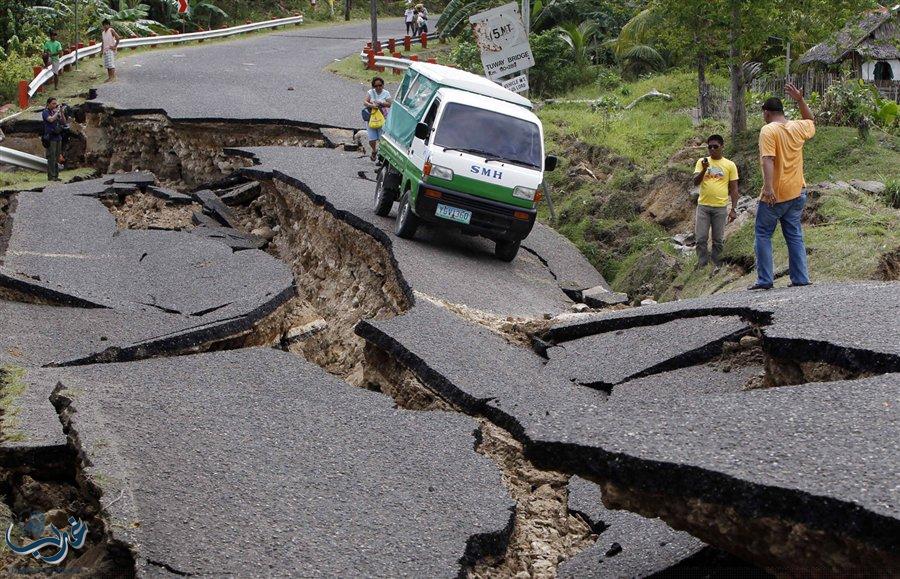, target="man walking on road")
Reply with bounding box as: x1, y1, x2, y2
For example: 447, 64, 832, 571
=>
692, 134, 738, 272
43, 31, 63, 90
101, 19, 120, 83
42, 97, 67, 182
749, 83, 815, 290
